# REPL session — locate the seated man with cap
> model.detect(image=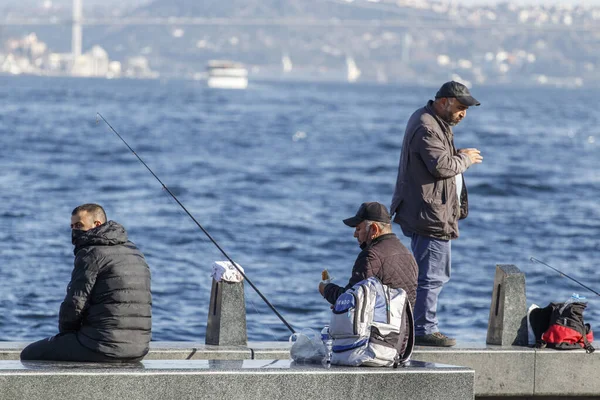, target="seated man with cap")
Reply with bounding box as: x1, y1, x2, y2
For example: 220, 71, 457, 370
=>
318, 202, 418, 309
